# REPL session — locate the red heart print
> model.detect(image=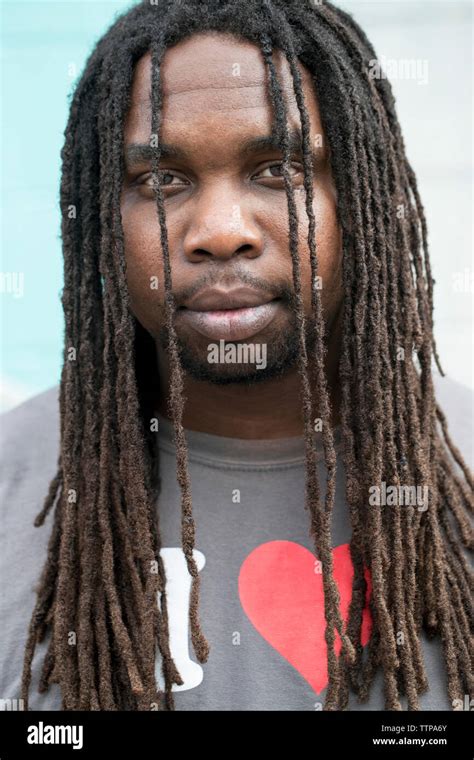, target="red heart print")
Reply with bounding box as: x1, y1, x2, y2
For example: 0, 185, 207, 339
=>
238, 541, 372, 694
